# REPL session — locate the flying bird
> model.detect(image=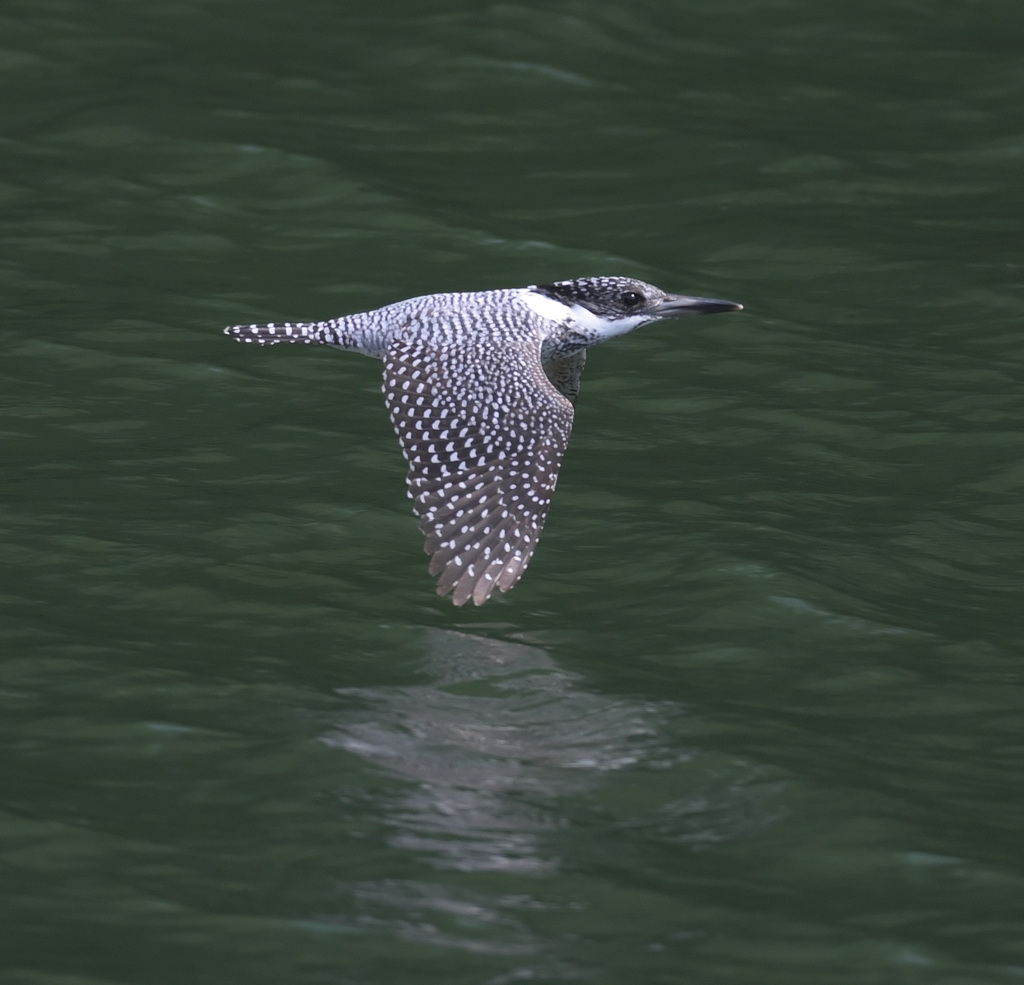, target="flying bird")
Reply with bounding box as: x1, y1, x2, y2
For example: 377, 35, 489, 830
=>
225, 276, 742, 605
